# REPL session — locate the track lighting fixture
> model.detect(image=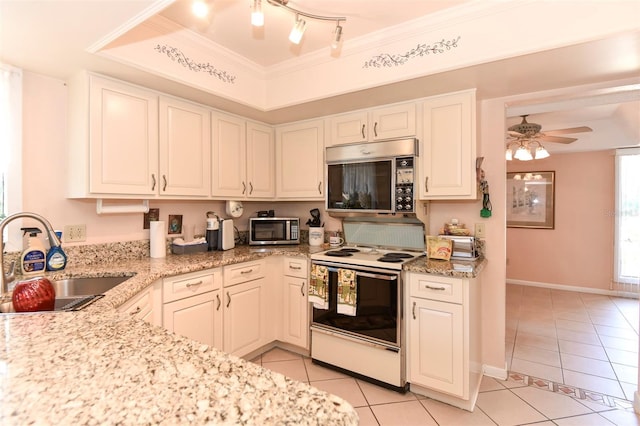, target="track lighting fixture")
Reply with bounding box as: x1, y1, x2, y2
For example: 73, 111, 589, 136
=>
251, 0, 264, 27
288, 16, 306, 44
255, 0, 346, 47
